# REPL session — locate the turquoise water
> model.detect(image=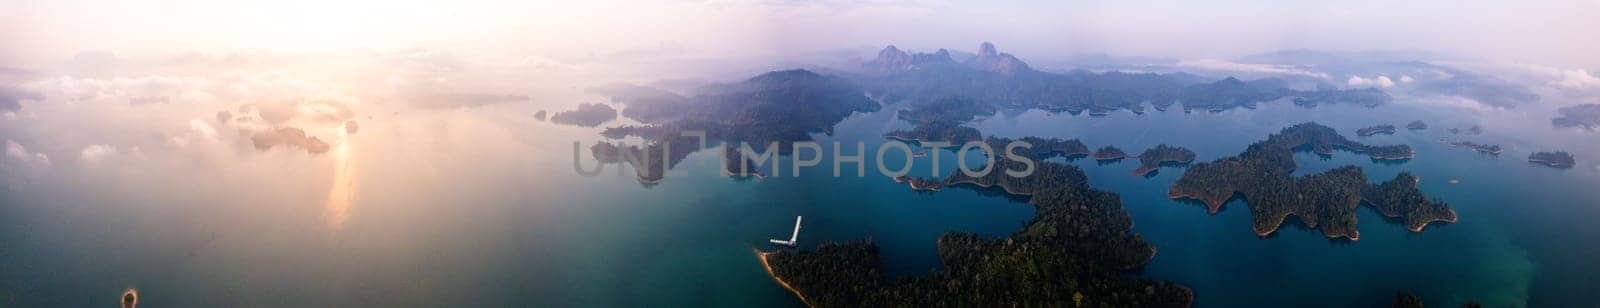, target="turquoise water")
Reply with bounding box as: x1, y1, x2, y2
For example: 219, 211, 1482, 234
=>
1, 99, 1597, 306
